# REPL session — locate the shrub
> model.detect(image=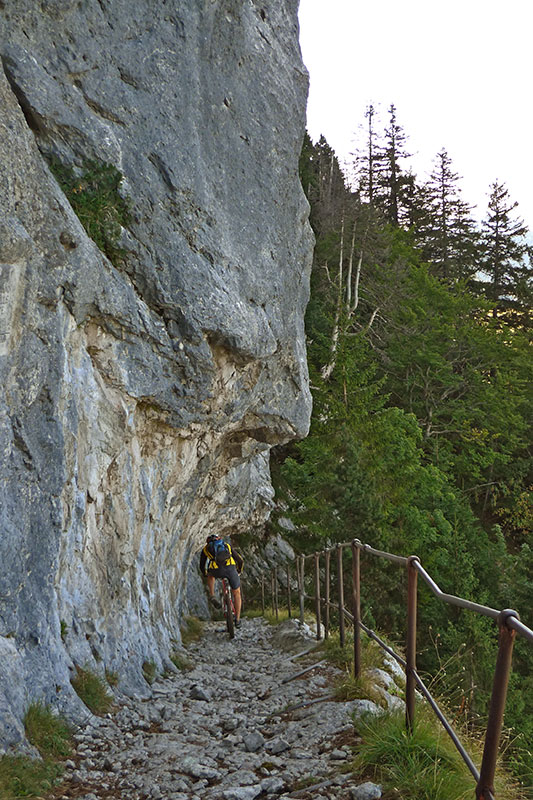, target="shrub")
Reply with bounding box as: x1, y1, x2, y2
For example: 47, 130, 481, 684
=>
47, 157, 131, 267
71, 666, 113, 715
